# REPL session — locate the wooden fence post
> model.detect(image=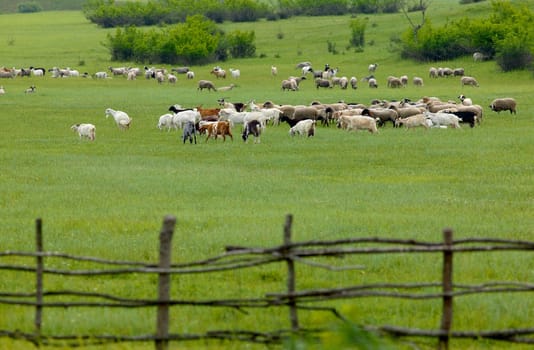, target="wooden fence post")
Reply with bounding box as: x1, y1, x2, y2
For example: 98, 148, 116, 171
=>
35, 218, 43, 347
155, 215, 176, 350
438, 228, 454, 350
283, 214, 299, 331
